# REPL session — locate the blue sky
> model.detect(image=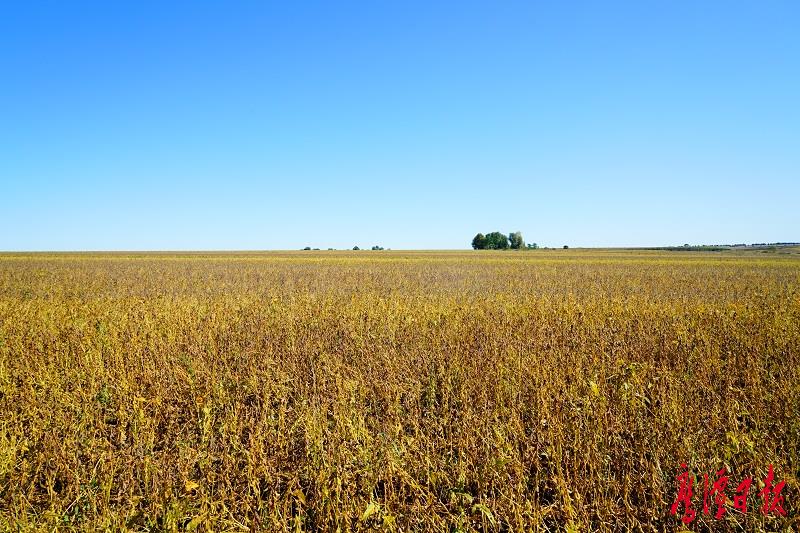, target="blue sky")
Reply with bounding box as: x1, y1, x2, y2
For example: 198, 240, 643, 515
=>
1, 1, 798, 250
